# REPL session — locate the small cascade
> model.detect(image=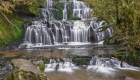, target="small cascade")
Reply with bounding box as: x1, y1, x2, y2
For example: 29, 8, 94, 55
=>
87, 55, 136, 77
72, 0, 91, 19
45, 58, 78, 72
72, 21, 89, 42
19, 0, 113, 48
44, 56, 137, 74
45, 0, 53, 9
42, 0, 54, 20
62, 2, 67, 21
89, 55, 132, 68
